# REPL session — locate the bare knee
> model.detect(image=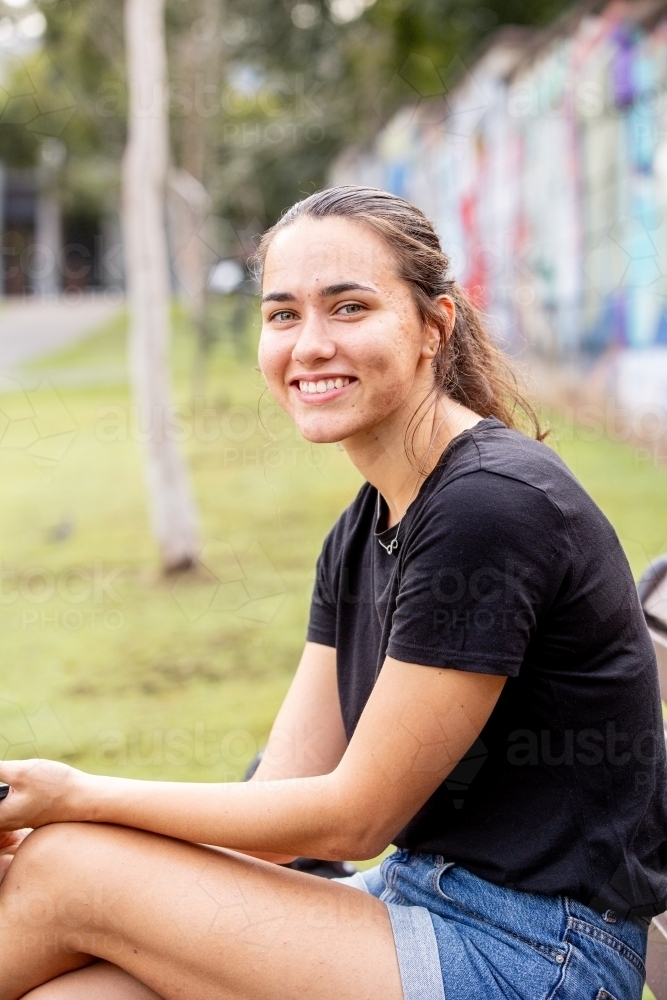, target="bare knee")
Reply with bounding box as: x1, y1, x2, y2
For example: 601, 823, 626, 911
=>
8, 823, 95, 886
1, 823, 125, 930
0, 824, 139, 967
